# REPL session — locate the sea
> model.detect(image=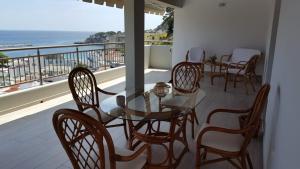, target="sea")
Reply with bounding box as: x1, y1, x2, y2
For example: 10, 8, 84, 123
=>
0, 30, 96, 57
